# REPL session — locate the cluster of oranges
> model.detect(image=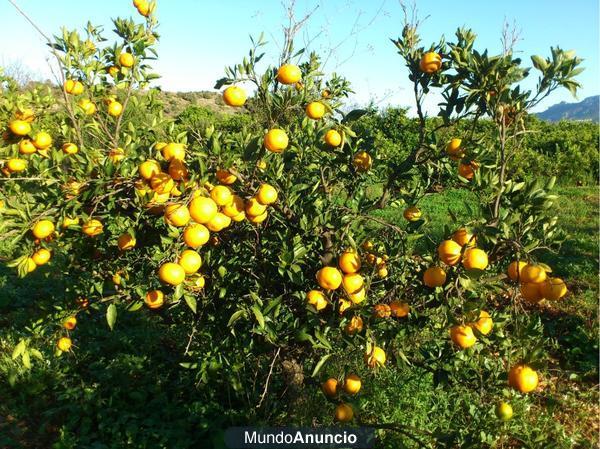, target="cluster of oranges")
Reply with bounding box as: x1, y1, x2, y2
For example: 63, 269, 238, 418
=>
56, 315, 78, 353
321, 373, 362, 423
508, 260, 568, 303
446, 138, 479, 181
